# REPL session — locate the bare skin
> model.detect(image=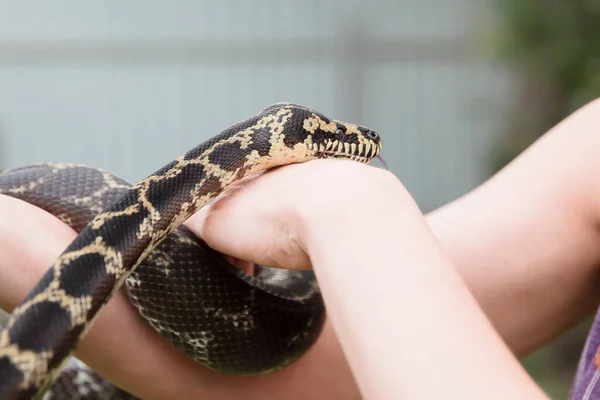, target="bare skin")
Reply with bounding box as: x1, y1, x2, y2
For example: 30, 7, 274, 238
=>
2, 98, 600, 398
